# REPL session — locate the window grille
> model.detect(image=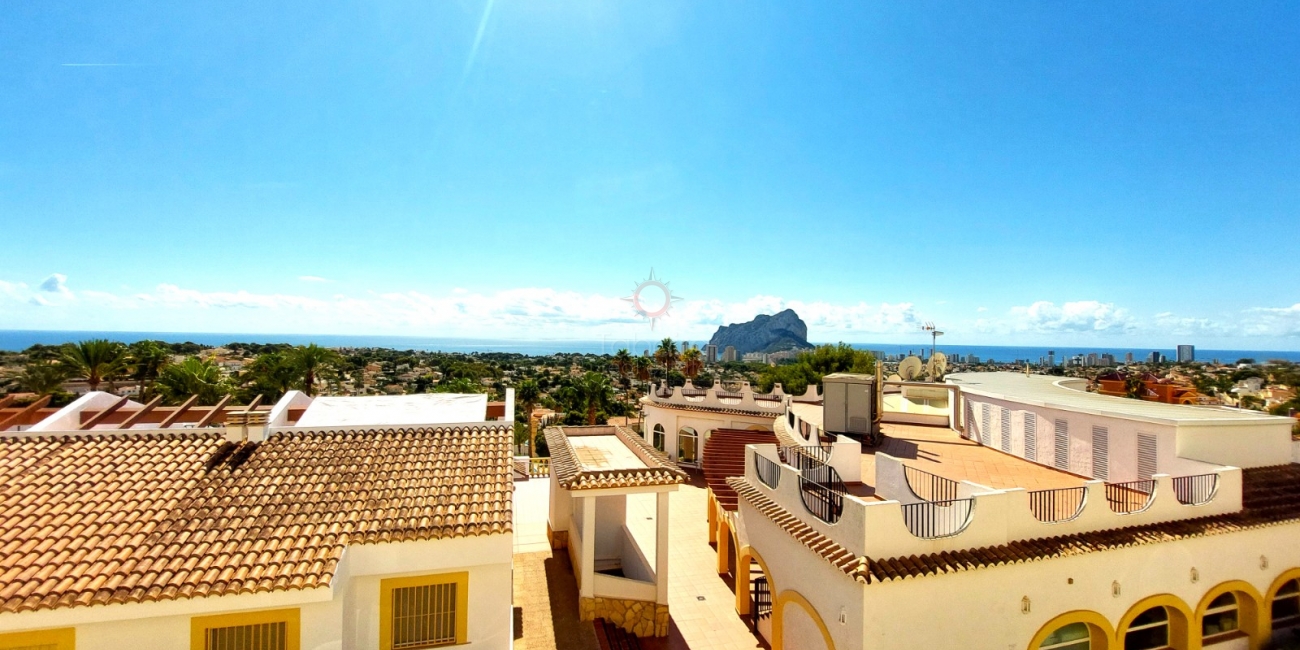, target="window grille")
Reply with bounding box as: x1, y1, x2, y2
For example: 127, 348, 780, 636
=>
1053, 420, 1069, 471
1137, 434, 1158, 478
1023, 413, 1037, 462
1274, 579, 1300, 628
1091, 426, 1108, 481
1000, 408, 1011, 452
980, 405, 992, 446
392, 582, 458, 648
204, 622, 287, 650
1202, 592, 1240, 640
